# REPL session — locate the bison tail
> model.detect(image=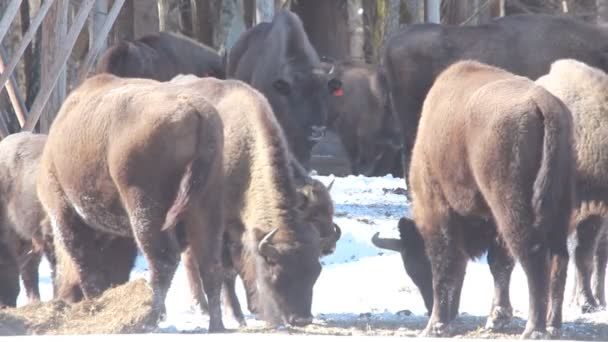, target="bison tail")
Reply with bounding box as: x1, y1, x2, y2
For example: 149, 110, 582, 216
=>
530, 96, 574, 230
